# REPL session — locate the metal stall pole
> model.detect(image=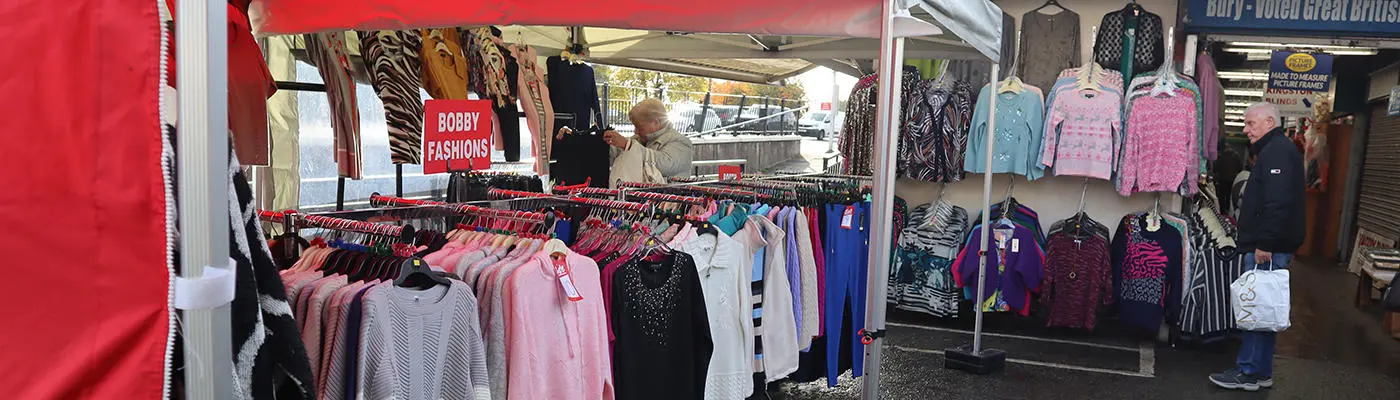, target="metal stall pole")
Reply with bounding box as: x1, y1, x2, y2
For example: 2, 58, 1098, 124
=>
944, 61, 1006, 374
859, 0, 904, 397
176, 0, 234, 398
